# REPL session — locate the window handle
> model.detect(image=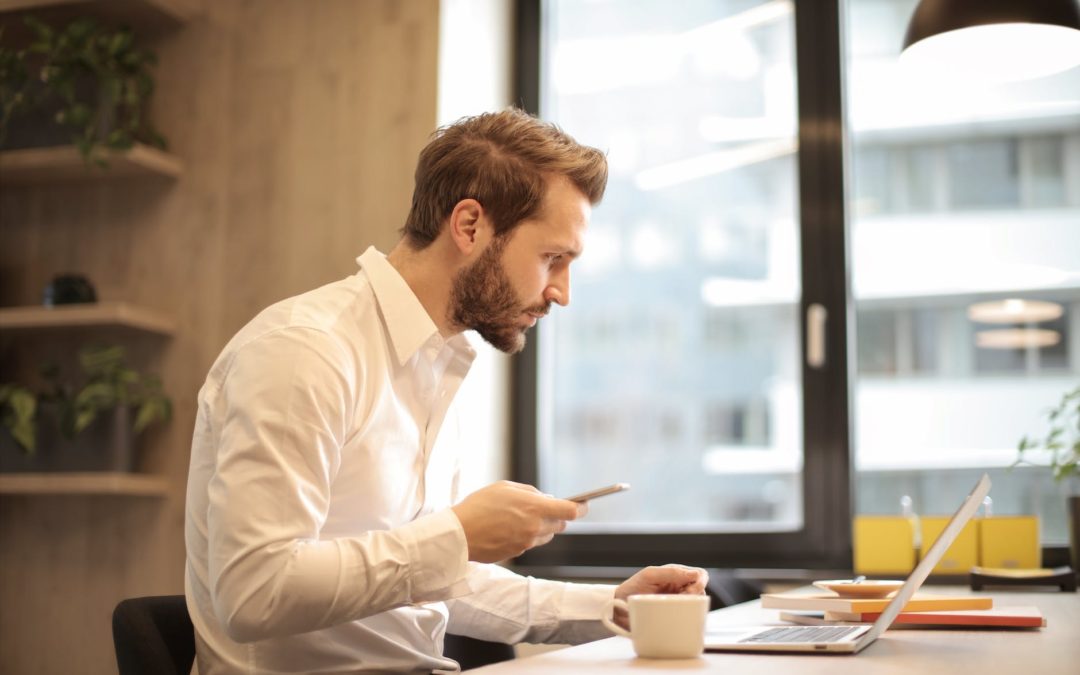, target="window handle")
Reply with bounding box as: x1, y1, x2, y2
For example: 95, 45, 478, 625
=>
807, 303, 827, 369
